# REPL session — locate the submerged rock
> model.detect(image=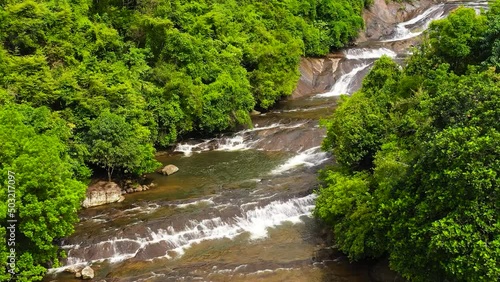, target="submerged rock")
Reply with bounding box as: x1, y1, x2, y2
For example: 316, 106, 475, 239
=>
82, 181, 122, 208
161, 164, 179, 175
64, 266, 81, 274
250, 109, 261, 115
81, 266, 94, 279
122, 182, 155, 194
